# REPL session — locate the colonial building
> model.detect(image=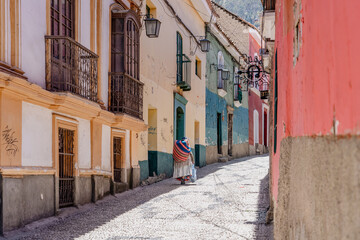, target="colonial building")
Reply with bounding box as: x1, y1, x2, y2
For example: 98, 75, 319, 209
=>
204, 2, 258, 164
0, 0, 148, 233
263, 0, 360, 239
138, 0, 212, 177
247, 29, 269, 155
